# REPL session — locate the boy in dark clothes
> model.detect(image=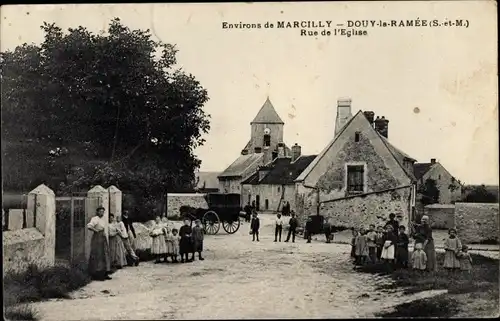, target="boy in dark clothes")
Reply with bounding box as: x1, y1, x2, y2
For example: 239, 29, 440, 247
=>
192, 219, 205, 261
396, 225, 409, 269
323, 218, 332, 243
285, 211, 298, 242
244, 202, 252, 222
375, 226, 385, 262
250, 212, 260, 241
179, 219, 193, 263
305, 217, 313, 243
386, 213, 399, 234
